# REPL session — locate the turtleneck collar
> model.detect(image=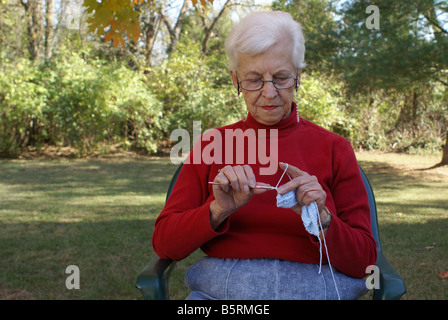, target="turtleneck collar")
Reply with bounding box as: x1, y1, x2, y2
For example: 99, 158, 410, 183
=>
243, 102, 300, 135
